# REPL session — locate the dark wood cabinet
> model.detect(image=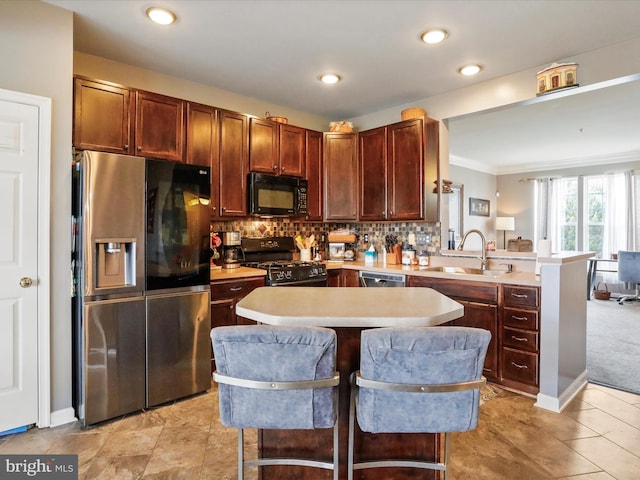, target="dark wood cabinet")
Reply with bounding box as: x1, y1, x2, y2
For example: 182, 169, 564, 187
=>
249, 120, 306, 177
305, 130, 323, 220
387, 119, 424, 220
500, 285, 540, 393
210, 276, 265, 371
327, 269, 360, 287
73, 77, 186, 162
218, 109, 249, 217
73, 77, 133, 154
279, 123, 306, 177
407, 275, 499, 381
186, 102, 219, 217
323, 133, 358, 221
134, 91, 185, 161
359, 126, 387, 220
249, 117, 279, 174
455, 300, 498, 379
359, 118, 429, 221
